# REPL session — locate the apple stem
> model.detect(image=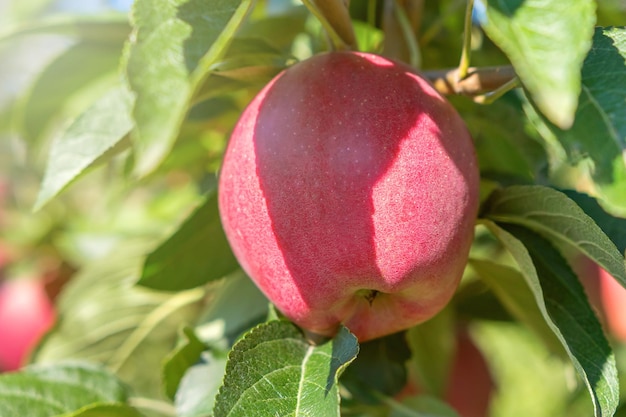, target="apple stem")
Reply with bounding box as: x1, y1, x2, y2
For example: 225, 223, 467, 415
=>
457, 0, 475, 81
391, 0, 422, 68
364, 289, 379, 305
302, 0, 357, 51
